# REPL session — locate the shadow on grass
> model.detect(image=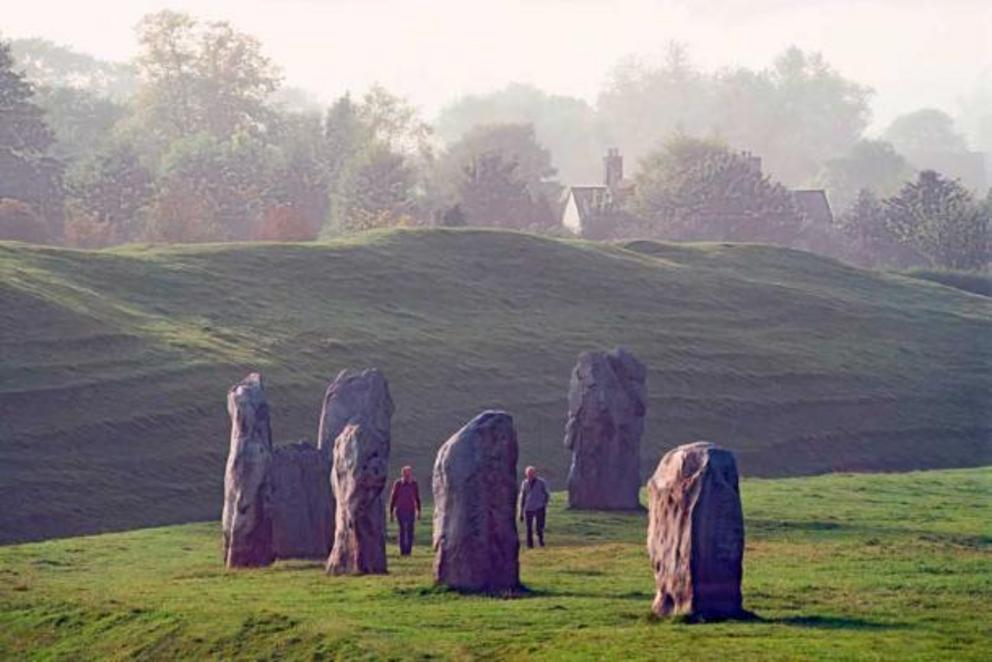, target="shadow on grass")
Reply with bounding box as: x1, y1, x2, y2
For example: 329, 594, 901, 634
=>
393, 584, 534, 599
646, 610, 907, 629
768, 615, 909, 631
518, 588, 655, 602
749, 519, 992, 549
